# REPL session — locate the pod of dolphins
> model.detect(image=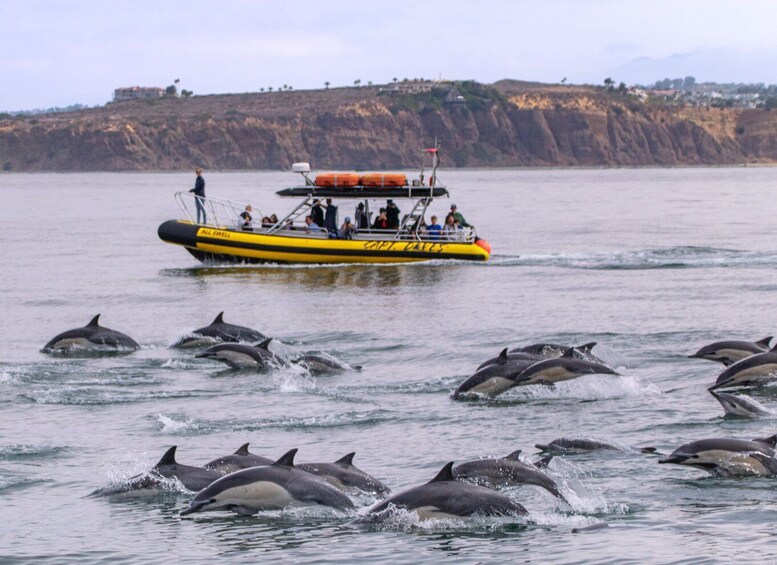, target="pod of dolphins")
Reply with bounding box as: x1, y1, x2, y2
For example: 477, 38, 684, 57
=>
42, 312, 358, 375
41, 315, 777, 521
